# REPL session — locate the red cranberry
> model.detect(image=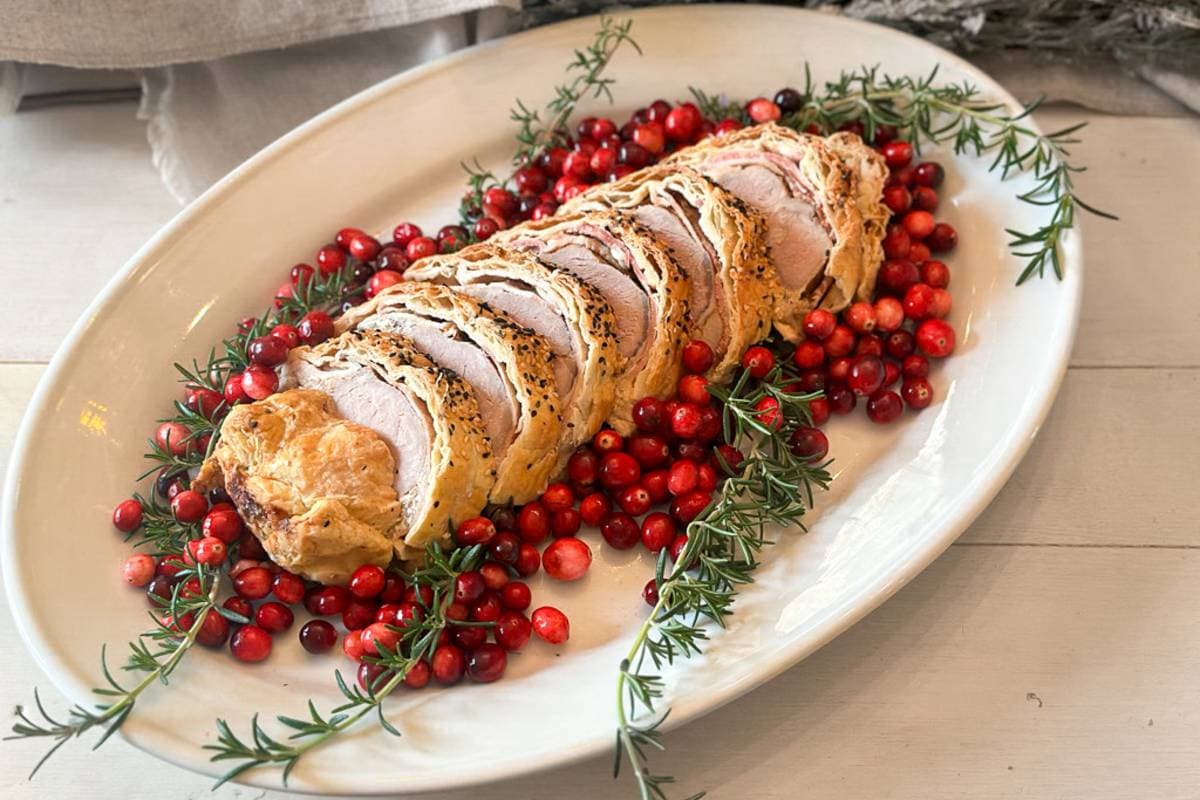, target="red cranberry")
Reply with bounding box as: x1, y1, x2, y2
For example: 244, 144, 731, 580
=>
845, 302, 877, 334
695, 463, 717, 492
882, 184, 911, 214
361, 621, 402, 657
562, 150, 592, 180
223, 372, 250, 406
632, 397, 667, 433
488, 531, 521, 565
272, 571, 304, 605
479, 562, 509, 592
792, 340, 825, 370
916, 319, 956, 357
495, 611, 532, 652
882, 140, 914, 168
827, 385, 856, 415
808, 396, 831, 427
878, 259, 920, 295
551, 508, 581, 537
627, 434, 670, 469
789, 427, 829, 461
591, 117, 618, 140
616, 485, 652, 516
640, 513, 676, 553
531, 606, 570, 644
927, 223, 958, 252
452, 624, 487, 651
338, 599, 374, 633
632, 122, 666, 155
273, 281, 293, 309
516, 501, 551, 544
298, 311, 335, 345
514, 166, 548, 195
930, 288, 952, 319
538, 147, 569, 177
641, 469, 670, 504
903, 283, 935, 320
196, 611, 230, 648
746, 97, 782, 123
848, 355, 886, 396
911, 185, 939, 212
681, 340, 715, 374
592, 428, 624, 453
885, 330, 916, 360
579, 492, 612, 526
291, 262, 315, 286
255, 601, 294, 634
715, 118, 743, 135
348, 234, 381, 262
866, 390, 904, 423
542, 537, 592, 581
599, 452, 641, 490
230, 625, 272, 662
405, 236, 438, 261
186, 386, 226, 419
541, 482, 575, 512
348, 565, 385, 599
455, 516, 496, 546
336, 227, 365, 249
342, 630, 365, 661
802, 309, 836, 341
514, 543, 541, 577
112, 499, 143, 533
670, 491, 711, 524
454, 571, 486, 604
531, 202, 557, 220
366, 270, 403, 299
298, 620, 337, 654
432, 645, 466, 685
122, 553, 156, 587
883, 225, 912, 259
642, 579, 660, 606
913, 161, 945, 187
233, 566, 271, 599
901, 210, 936, 240
309, 585, 350, 616
567, 448, 599, 487
154, 421, 192, 457
500, 581, 532, 611
377, 246, 409, 273
667, 459, 699, 496
240, 366, 278, 401
403, 660, 431, 689
677, 374, 711, 406
188, 536, 226, 567
170, 490, 207, 523
618, 141, 651, 168
753, 396, 782, 429
824, 325, 856, 358
315, 244, 346, 276
379, 572, 405, 604
222, 596, 252, 623
741, 346, 775, 378
467, 643, 508, 683
670, 403, 703, 439
921, 260, 950, 288
902, 354, 930, 379
902, 377, 934, 409
665, 104, 701, 142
